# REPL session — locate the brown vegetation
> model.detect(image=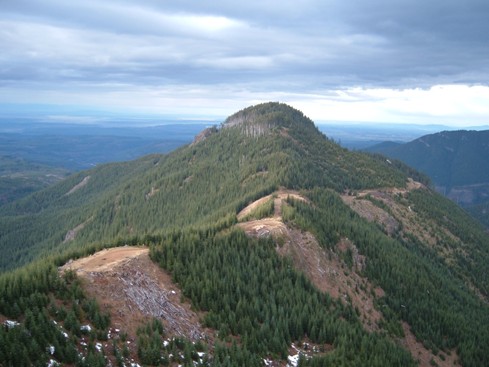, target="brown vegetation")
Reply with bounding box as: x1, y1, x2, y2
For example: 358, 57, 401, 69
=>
60, 247, 212, 342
